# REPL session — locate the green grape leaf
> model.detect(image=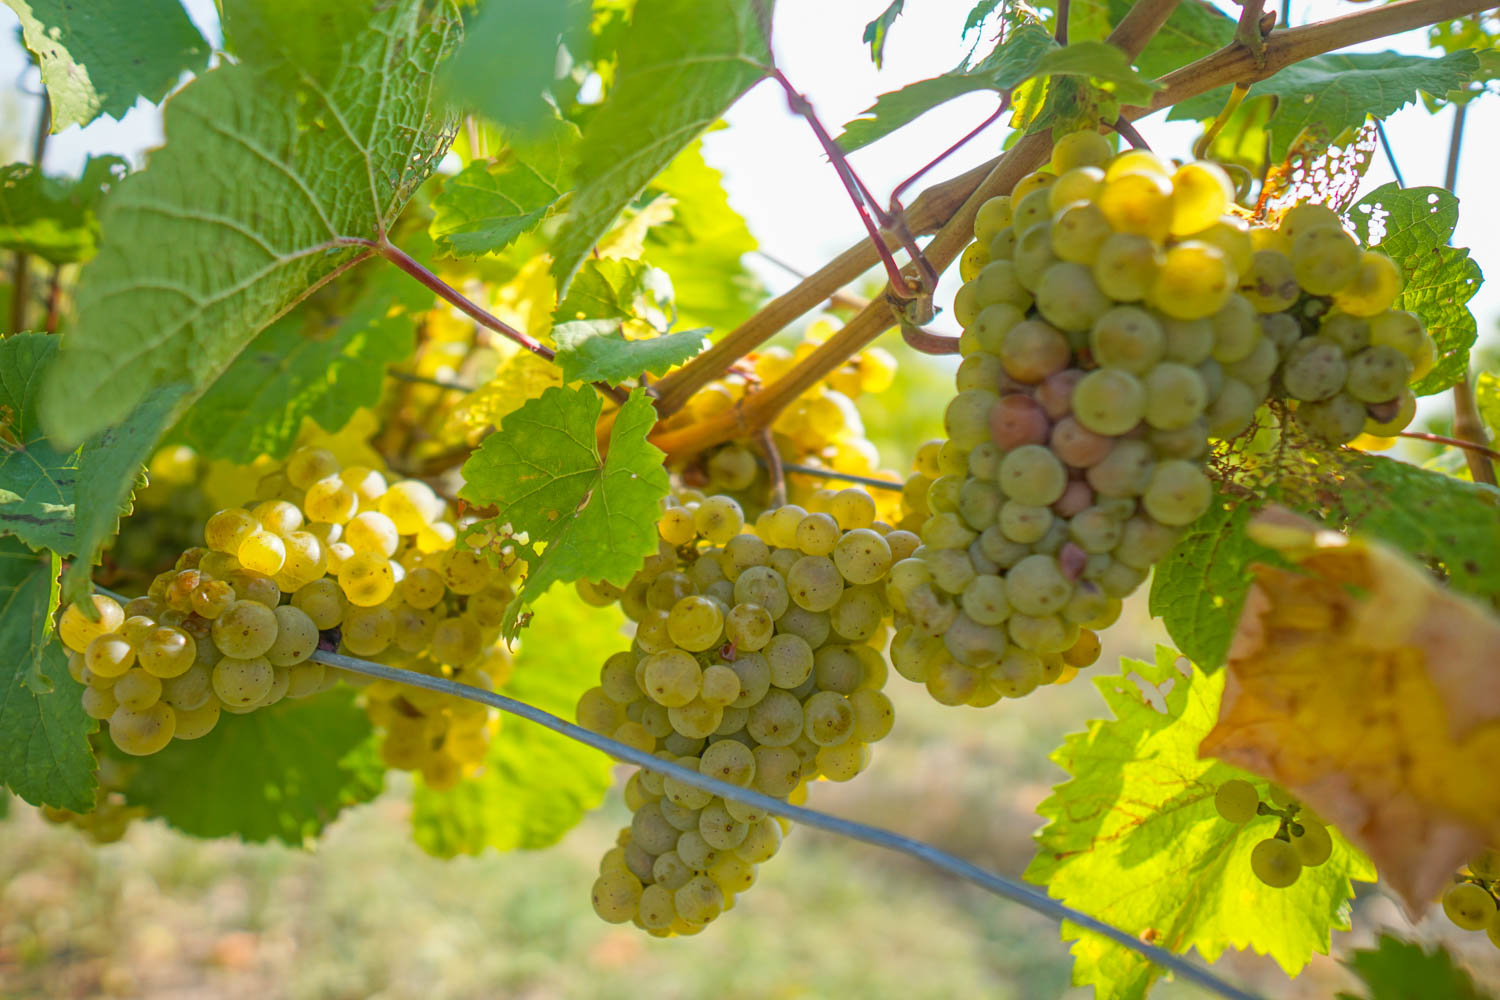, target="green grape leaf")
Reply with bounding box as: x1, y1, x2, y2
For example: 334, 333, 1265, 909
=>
0, 156, 128, 264
171, 253, 430, 463
1476, 371, 1500, 437
1069, 0, 1234, 81
1315, 450, 1500, 603
547, 0, 773, 288
1171, 50, 1480, 160
441, 0, 588, 136
37, 0, 461, 448
3, 0, 210, 131
641, 139, 762, 333
0, 334, 183, 581
552, 258, 706, 384
411, 588, 617, 856
429, 121, 576, 258
0, 540, 95, 812
459, 386, 669, 637
1030, 41, 1160, 107
962, 0, 1002, 39
1347, 183, 1481, 395
1149, 492, 1281, 673
863, 1, 905, 68
1026, 646, 1376, 1000
1336, 933, 1495, 1000
837, 23, 1054, 152
113, 688, 384, 844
